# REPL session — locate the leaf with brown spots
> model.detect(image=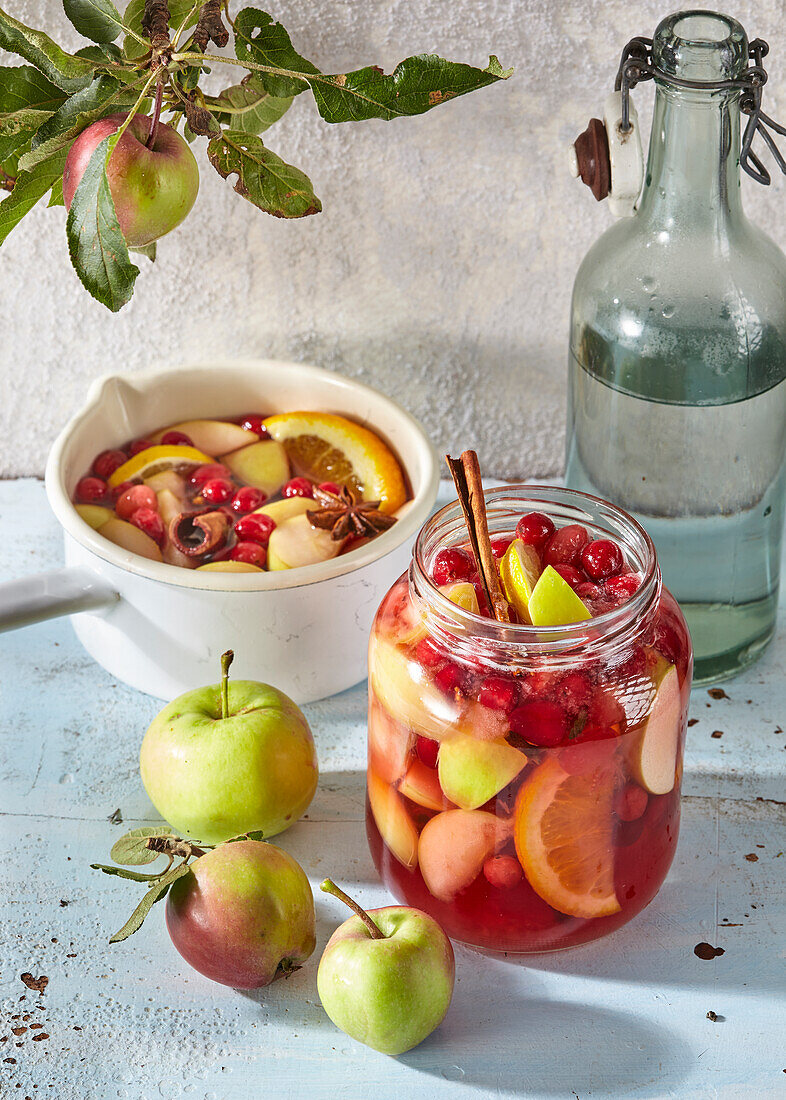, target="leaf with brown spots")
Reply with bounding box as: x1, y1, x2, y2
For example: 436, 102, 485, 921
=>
207, 130, 320, 218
